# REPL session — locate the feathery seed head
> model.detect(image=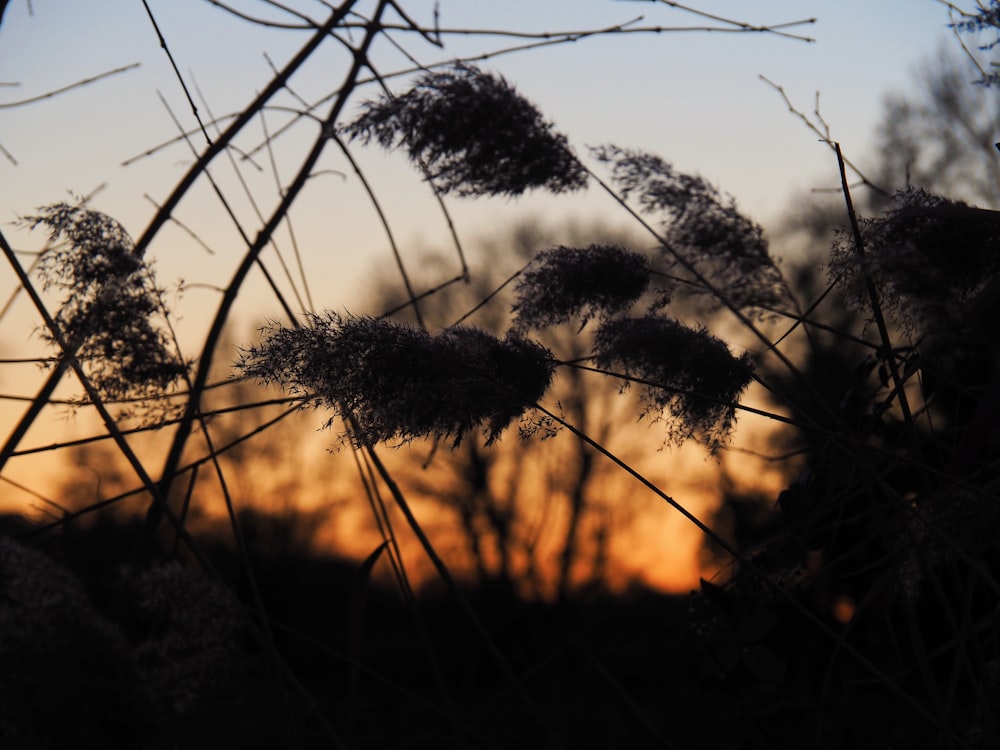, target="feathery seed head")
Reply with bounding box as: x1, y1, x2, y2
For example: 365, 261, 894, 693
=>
591, 145, 789, 316
238, 313, 555, 446
511, 244, 650, 331
593, 314, 753, 452
828, 187, 1000, 340
23, 203, 187, 410
343, 63, 587, 197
